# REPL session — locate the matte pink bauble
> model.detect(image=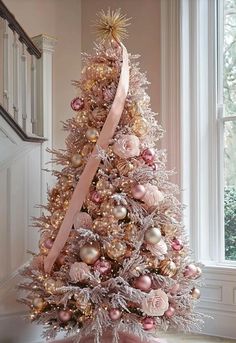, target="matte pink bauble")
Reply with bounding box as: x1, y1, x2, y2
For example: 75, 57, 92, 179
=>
109, 308, 122, 321
171, 238, 183, 251
70, 97, 84, 111
169, 283, 180, 295
141, 148, 155, 165
134, 275, 152, 292
131, 184, 146, 200
44, 238, 54, 249
184, 264, 198, 278
58, 309, 72, 322
164, 306, 175, 318
94, 259, 111, 274
142, 317, 155, 330
90, 190, 102, 204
